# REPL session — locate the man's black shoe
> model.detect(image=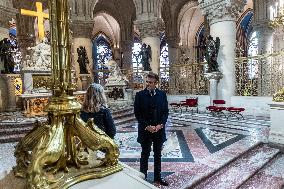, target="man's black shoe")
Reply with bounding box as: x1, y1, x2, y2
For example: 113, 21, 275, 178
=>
154, 178, 169, 186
